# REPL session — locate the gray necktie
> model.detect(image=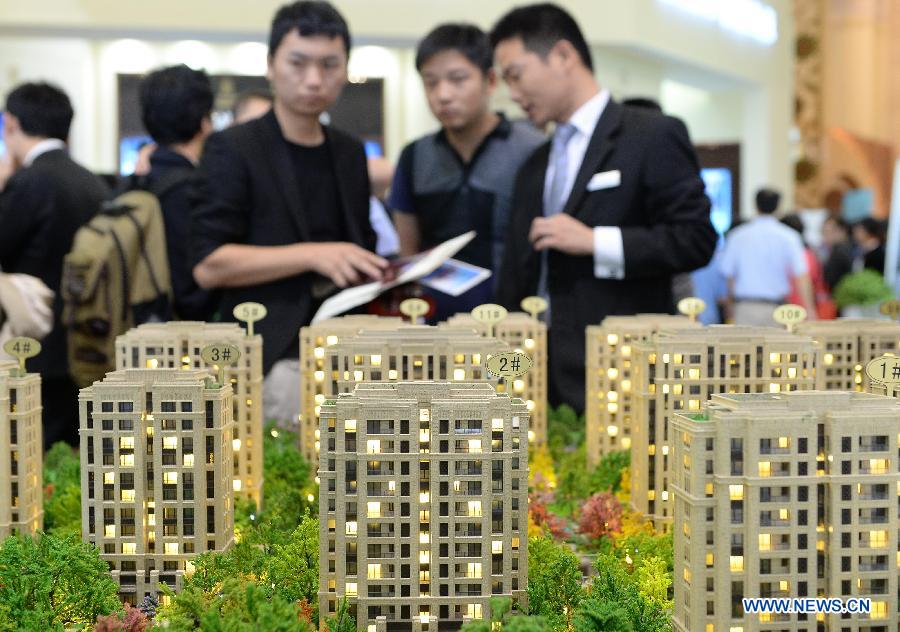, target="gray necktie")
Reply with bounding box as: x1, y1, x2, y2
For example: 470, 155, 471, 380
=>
537, 122, 578, 323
